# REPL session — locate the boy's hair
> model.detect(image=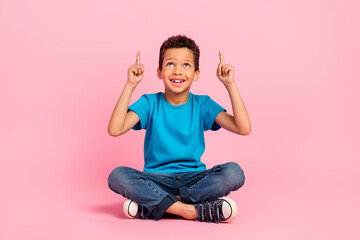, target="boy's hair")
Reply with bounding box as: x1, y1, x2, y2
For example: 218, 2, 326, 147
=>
159, 35, 200, 71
